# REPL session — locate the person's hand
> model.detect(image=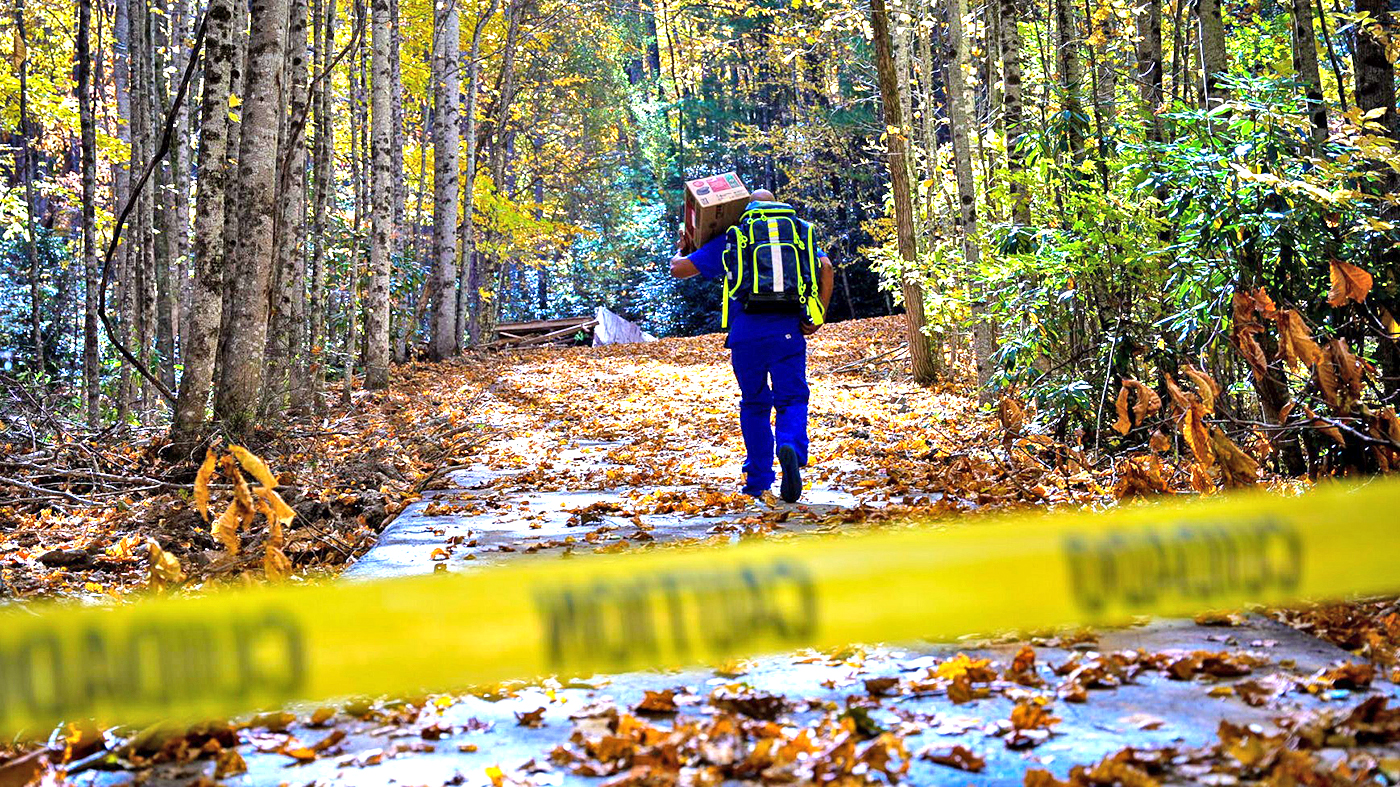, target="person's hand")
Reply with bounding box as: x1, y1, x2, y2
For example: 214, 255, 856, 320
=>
801, 321, 821, 336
